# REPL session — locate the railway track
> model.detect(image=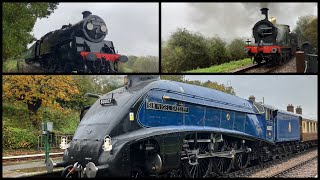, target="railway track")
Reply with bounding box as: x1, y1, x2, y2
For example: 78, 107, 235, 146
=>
232, 57, 295, 73
271, 156, 318, 178
218, 147, 317, 178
